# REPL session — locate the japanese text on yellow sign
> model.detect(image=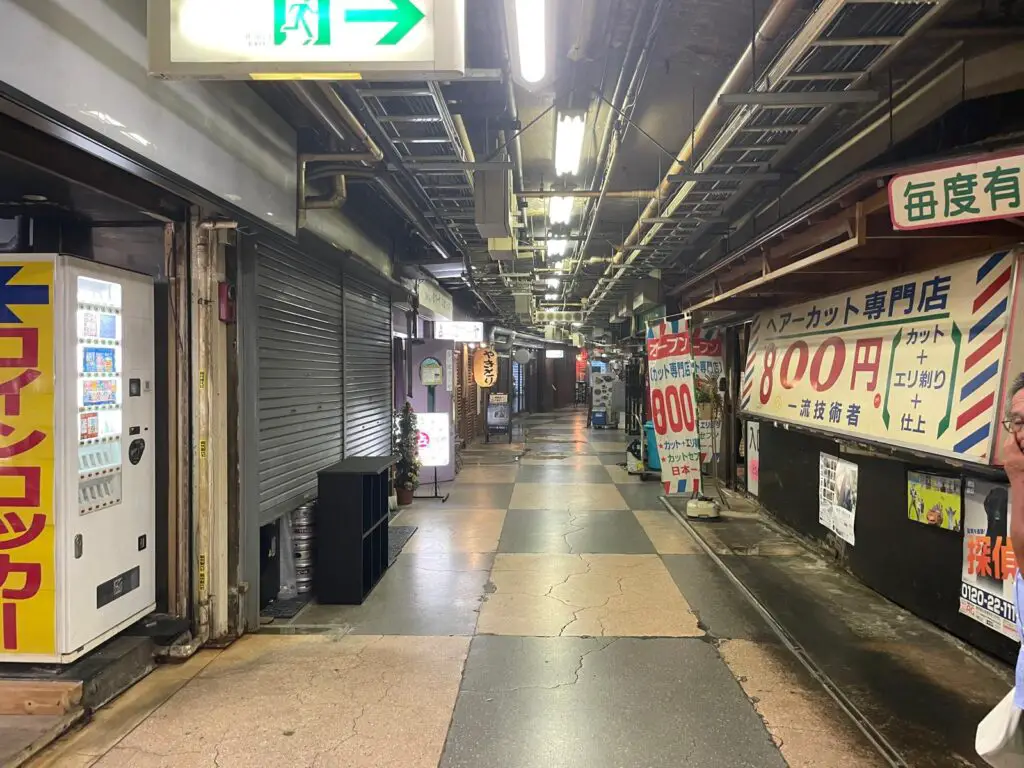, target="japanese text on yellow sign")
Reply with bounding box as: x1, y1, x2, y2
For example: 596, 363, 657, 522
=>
0, 260, 56, 655
742, 252, 1016, 464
